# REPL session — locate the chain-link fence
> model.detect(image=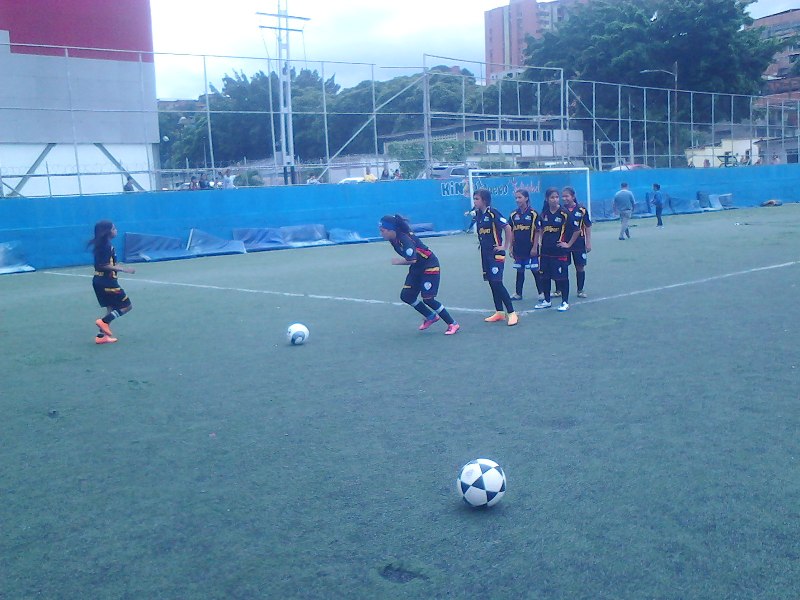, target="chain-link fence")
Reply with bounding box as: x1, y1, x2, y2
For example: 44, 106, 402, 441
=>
2, 43, 798, 197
